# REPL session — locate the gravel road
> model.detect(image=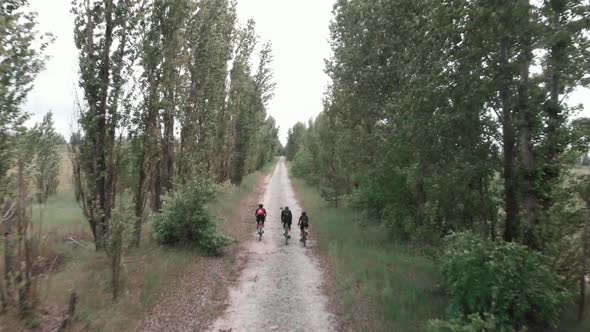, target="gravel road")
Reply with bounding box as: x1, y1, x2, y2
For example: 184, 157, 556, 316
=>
209, 158, 335, 332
